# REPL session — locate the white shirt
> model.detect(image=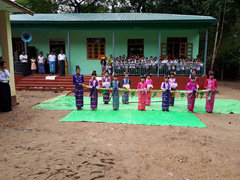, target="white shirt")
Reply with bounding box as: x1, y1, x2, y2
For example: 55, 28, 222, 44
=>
0, 69, 10, 83
19, 54, 28, 63
58, 54, 66, 61
38, 56, 45, 64
48, 54, 56, 62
